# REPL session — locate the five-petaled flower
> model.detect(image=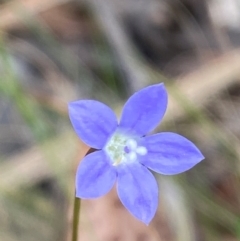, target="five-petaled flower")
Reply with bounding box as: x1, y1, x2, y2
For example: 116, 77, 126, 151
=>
68, 83, 204, 224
